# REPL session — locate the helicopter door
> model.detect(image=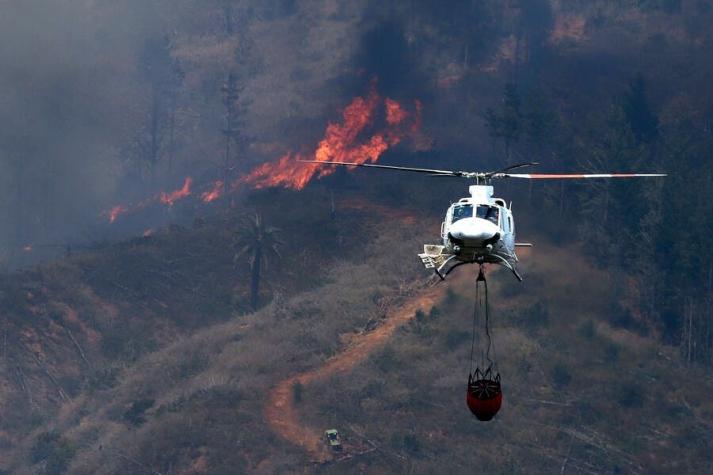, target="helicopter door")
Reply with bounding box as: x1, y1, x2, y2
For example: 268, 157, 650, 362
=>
502, 211, 515, 249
